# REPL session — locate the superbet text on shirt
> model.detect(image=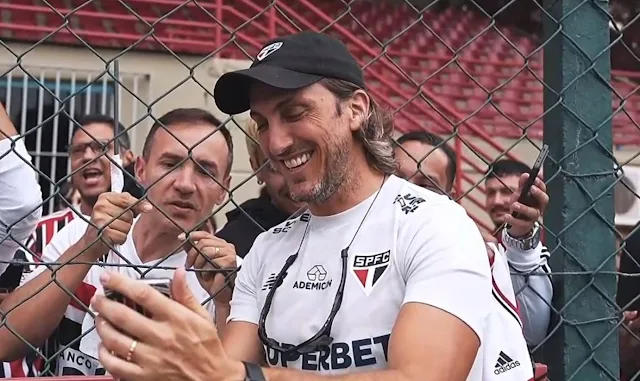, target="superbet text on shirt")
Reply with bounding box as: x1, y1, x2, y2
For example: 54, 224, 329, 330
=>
228, 175, 533, 381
